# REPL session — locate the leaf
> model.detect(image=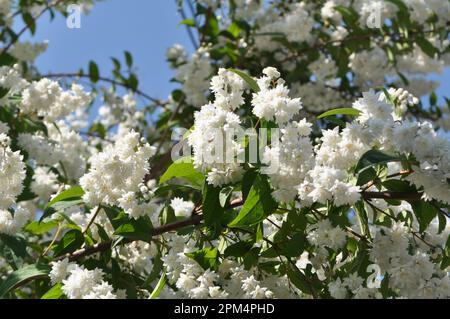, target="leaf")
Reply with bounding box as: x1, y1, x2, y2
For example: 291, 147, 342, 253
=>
107, 208, 154, 243
127, 73, 139, 91
0, 87, 9, 99
22, 13, 36, 35
124, 51, 133, 68
382, 179, 415, 193
114, 219, 153, 243
219, 186, 234, 208
185, 247, 219, 271
281, 233, 306, 258
224, 240, 254, 258
25, 221, 58, 235
286, 265, 314, 295
202, 183, 224, 232
48, 186, 85, 207
355, 150, 401, 173
228, 68, 260, 92
416, 37, 438, 58
53, 229, 84, 257
41, 199, 84, 222
0, 52, 17, 67
149, 274, 166, 299
0, 264, 50, 298
159, 157, 204, 188
356, 167, 377, 186
0, 234, 28, 258
179, 18, 196, 27
88, 61, 100, 83
228, 175, 277, 227
317, 108, 361, 119
154, 184, 199, 197
411, 201, 438, 233
41, 283, 64, 299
